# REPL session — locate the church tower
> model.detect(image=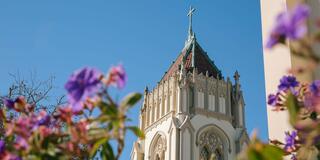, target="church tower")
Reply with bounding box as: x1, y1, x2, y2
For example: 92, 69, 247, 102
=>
131, 7, 249, 160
